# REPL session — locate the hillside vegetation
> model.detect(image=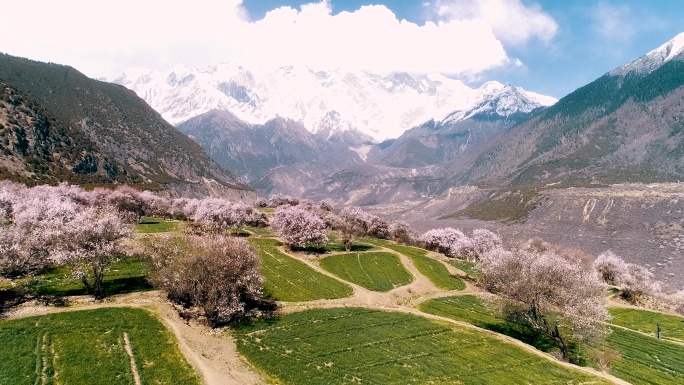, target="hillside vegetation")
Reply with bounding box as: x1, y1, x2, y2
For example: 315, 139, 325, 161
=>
0, 53, 251, 196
